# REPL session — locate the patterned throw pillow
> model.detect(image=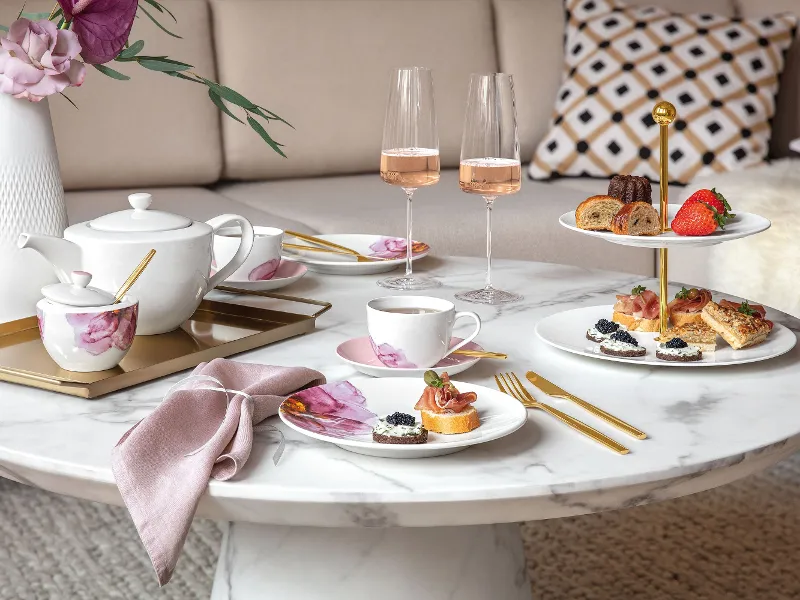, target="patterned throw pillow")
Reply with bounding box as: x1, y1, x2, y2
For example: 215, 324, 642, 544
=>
530, 0, 797, 184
